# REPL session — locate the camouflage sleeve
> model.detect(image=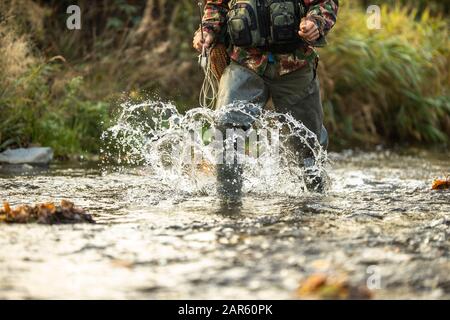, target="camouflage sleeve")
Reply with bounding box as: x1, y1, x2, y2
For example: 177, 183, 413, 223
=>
202, 0, 230, 34
304, 0, 338, 36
